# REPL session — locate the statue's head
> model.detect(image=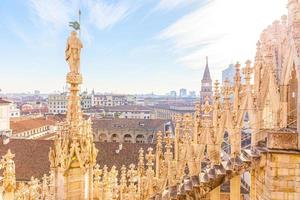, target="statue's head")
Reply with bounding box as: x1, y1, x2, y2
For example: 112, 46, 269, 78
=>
71, 31, 77, 37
